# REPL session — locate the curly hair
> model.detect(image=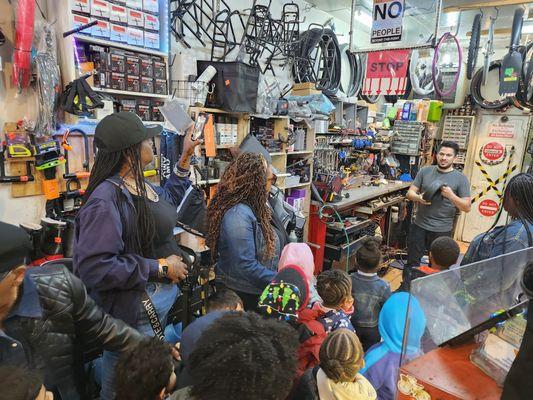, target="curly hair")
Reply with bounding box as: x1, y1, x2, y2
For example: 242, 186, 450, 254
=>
319, 328, 365, 382
115, 338, 174, 400
356, 237, 382, 272
188, 312, 299, 400
317, 269, 352, 308
206, 152, 275, 261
